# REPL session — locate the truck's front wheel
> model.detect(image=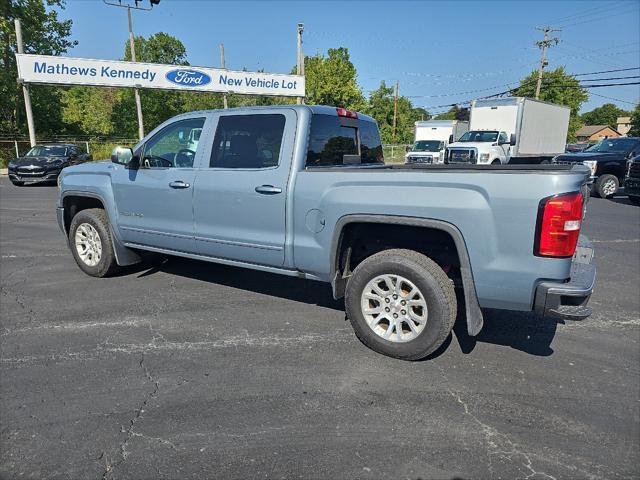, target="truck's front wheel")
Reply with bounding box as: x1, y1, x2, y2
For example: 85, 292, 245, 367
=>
345, 249, 457, 360
69, 208, 119, 277
595, 174, 619, 198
